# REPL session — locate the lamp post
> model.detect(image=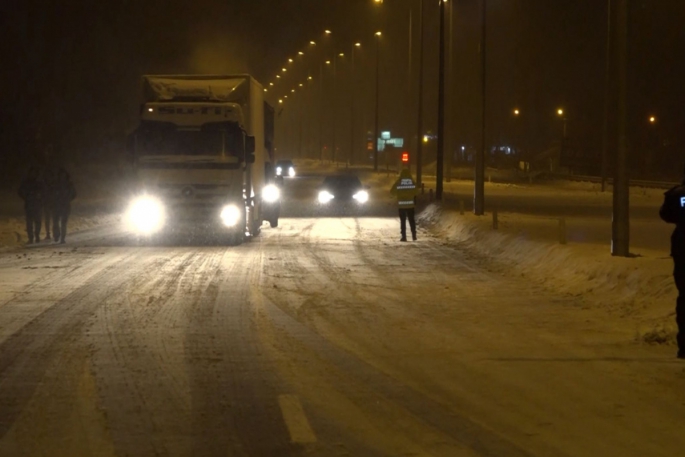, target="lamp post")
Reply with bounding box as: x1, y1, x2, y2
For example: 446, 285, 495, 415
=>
474, 0, 486, 216
350, 42, 361, 165
416, 0, 425, 185
373, 31, 382, 172
436, 0, 446, 201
